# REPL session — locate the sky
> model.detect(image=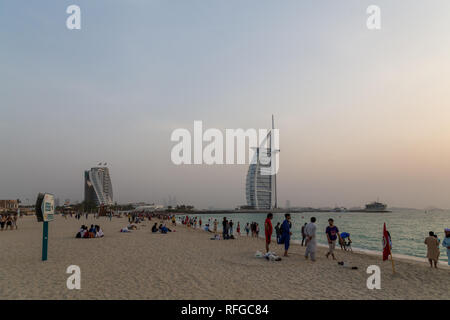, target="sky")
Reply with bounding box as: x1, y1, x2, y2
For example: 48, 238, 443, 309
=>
1, 0, 450, 209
